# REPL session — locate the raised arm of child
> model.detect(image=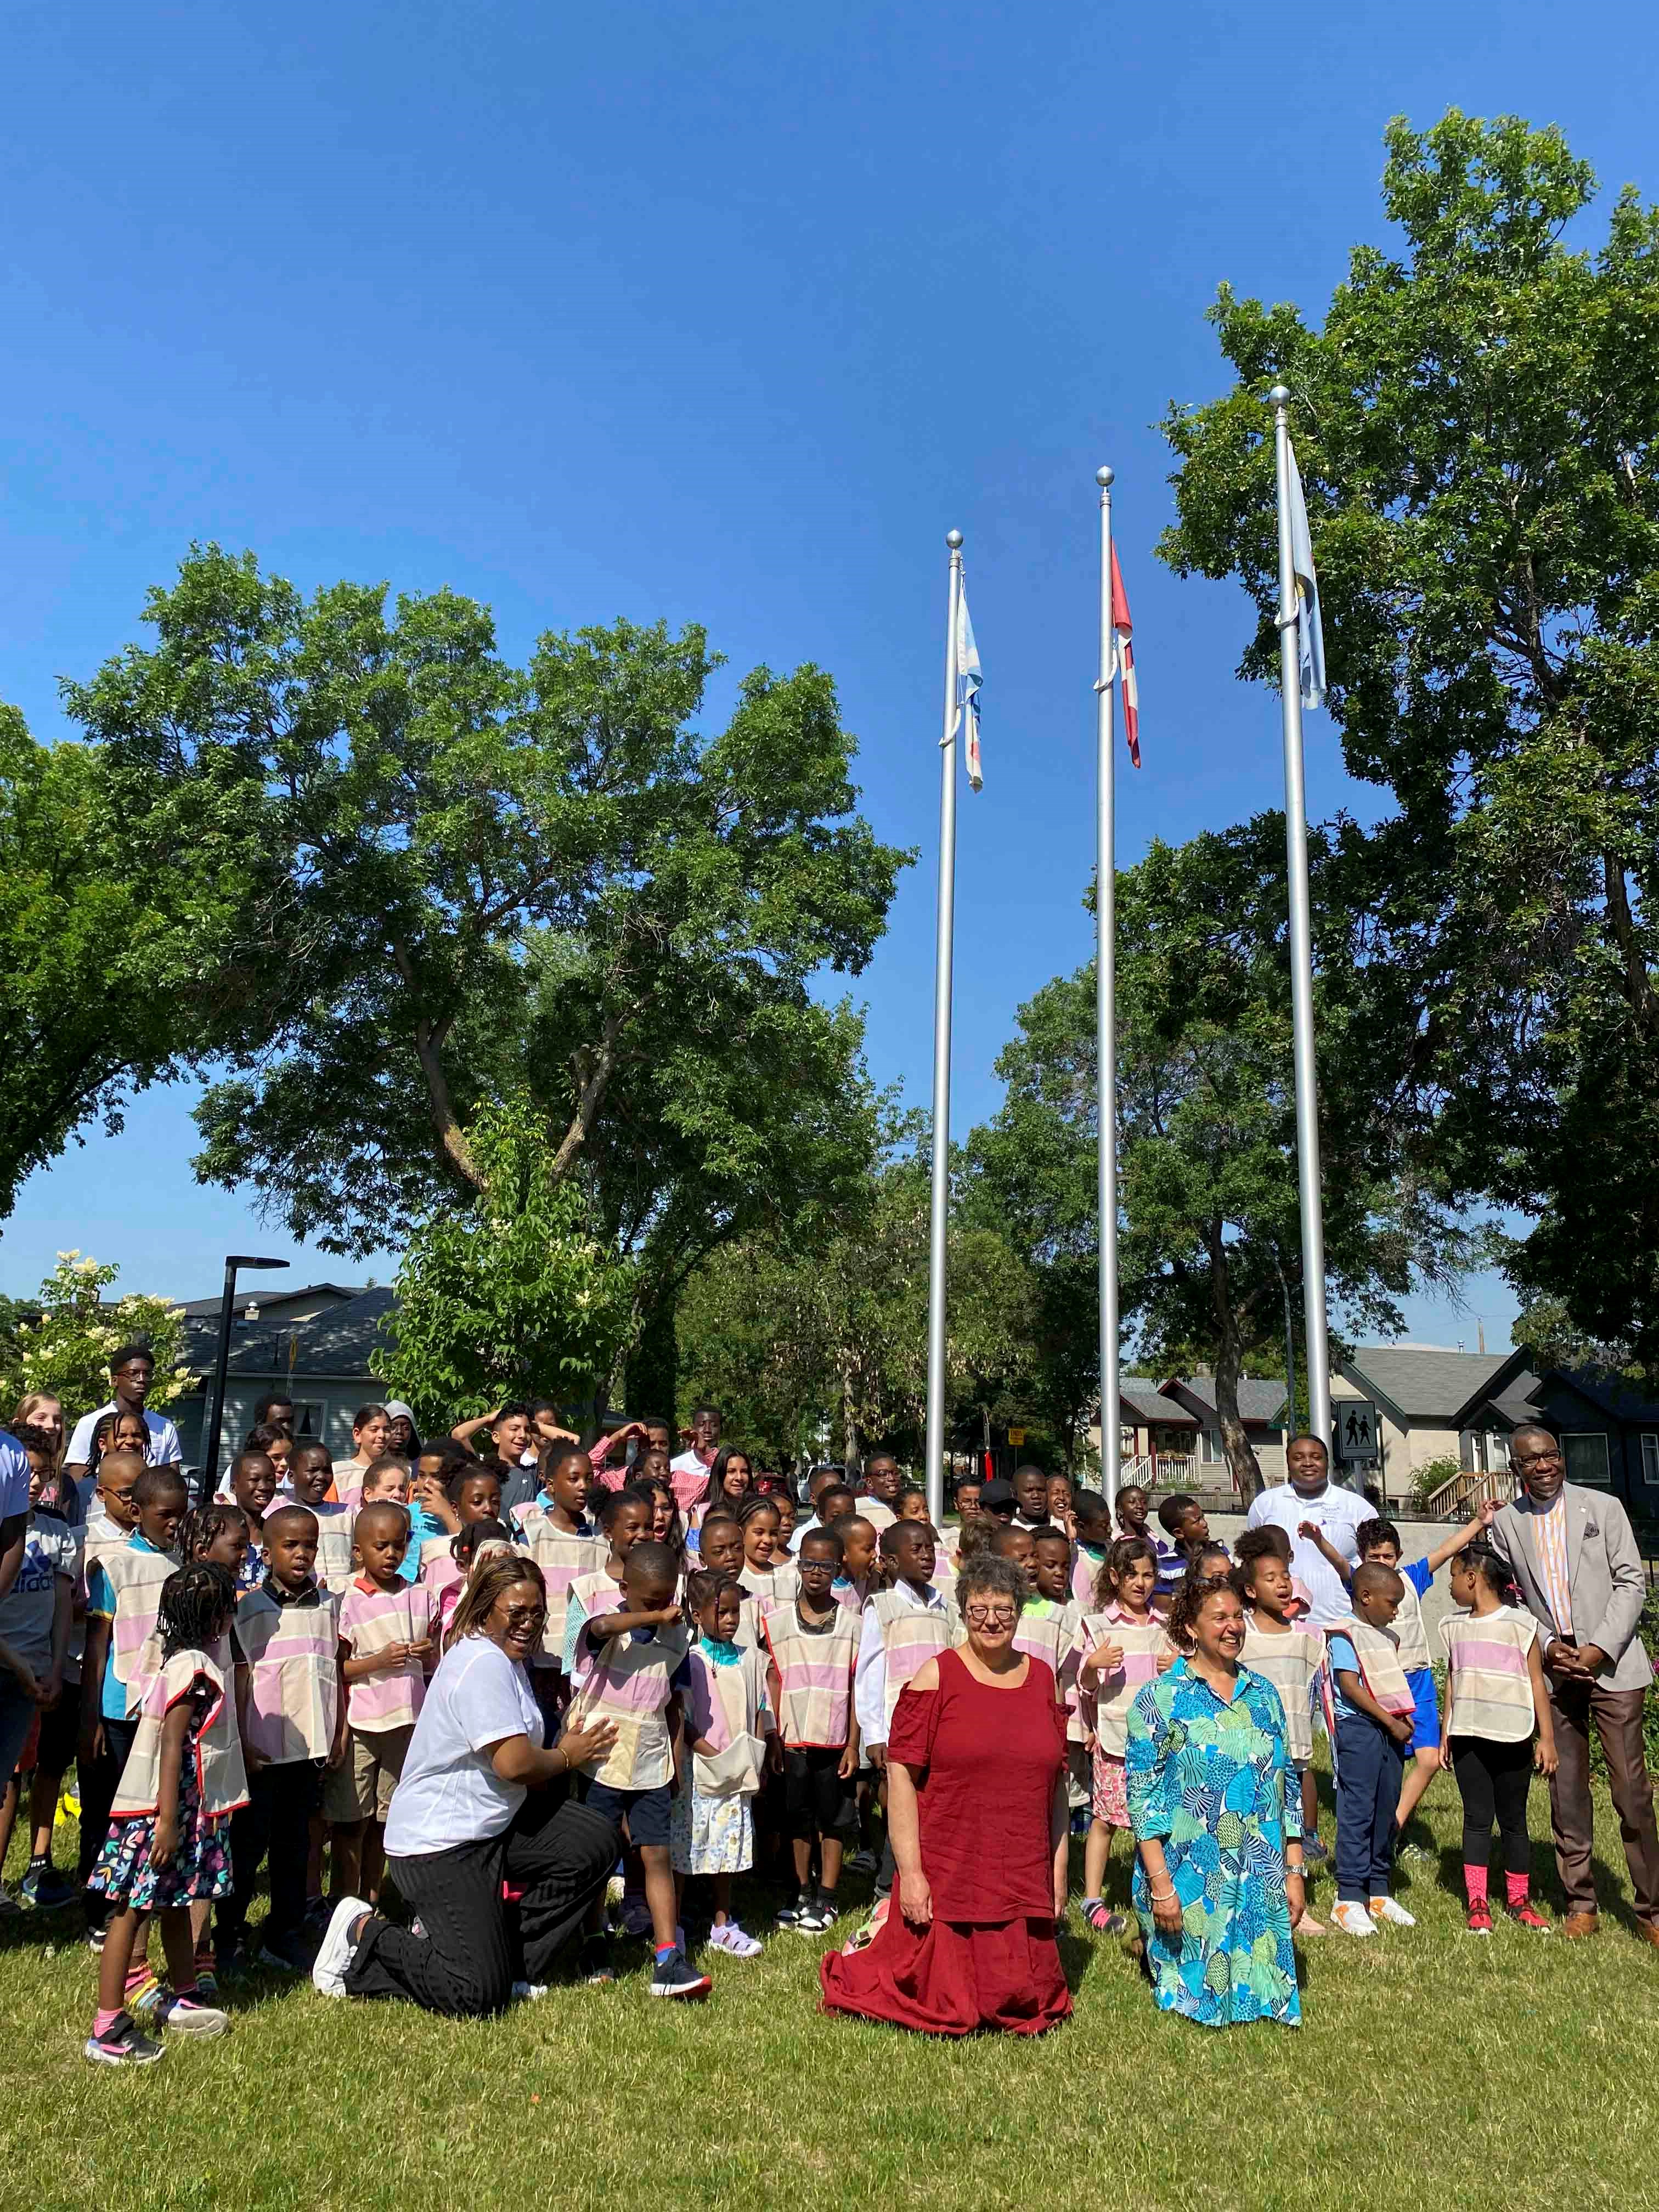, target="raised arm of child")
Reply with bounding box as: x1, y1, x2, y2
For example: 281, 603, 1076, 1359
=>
1297, 1523, 1355, 1585
1421, 1497, 1497, 1575
584, 1602, 684, 1643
